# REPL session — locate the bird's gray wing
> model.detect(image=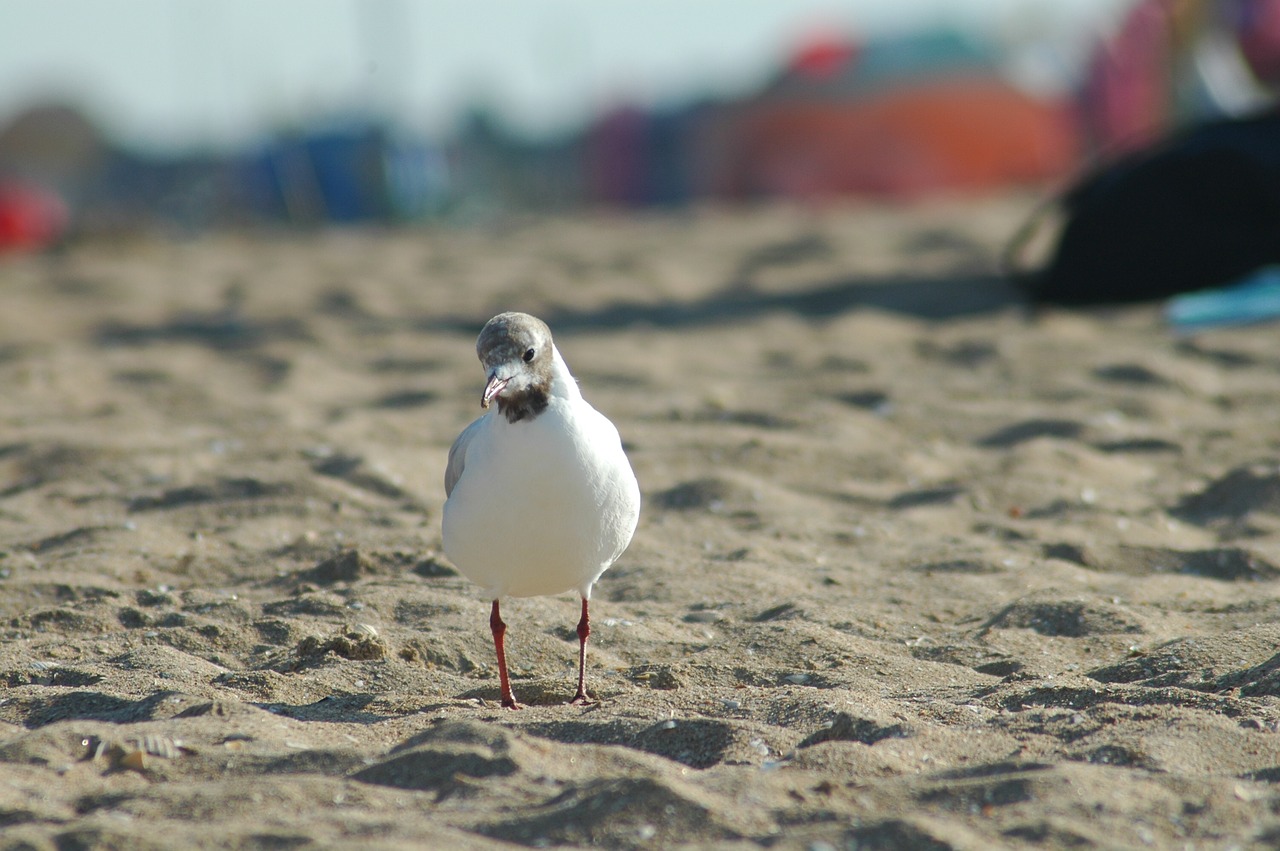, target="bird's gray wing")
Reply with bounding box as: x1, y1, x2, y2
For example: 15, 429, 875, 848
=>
444, 417, 485, 497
